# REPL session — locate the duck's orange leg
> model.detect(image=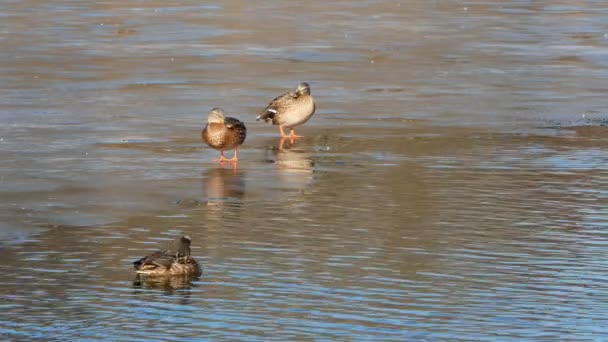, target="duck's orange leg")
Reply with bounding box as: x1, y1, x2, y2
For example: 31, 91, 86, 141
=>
225, 147, 239, 162
279, 126, 302, 144
279, 125, 290, 139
